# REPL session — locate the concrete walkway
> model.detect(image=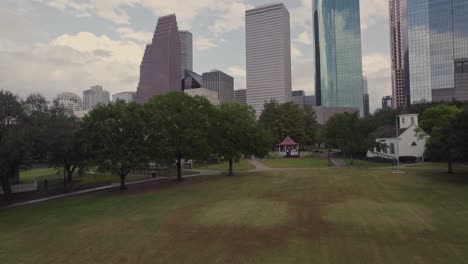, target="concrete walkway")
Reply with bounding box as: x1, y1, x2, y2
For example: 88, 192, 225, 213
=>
247, 159, 272, 171
331, 158, 348, 168
0, 183, 37, 195
1, 172, 207, 210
